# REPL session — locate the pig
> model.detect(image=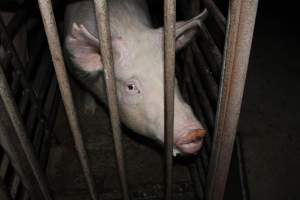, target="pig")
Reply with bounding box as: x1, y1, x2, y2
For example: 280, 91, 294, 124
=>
64, 0, 208, 155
